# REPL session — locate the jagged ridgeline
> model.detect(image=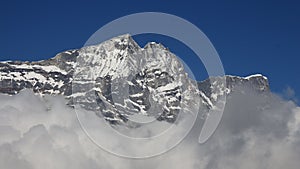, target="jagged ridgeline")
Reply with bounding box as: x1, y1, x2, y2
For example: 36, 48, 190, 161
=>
0, 34, 269, 124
